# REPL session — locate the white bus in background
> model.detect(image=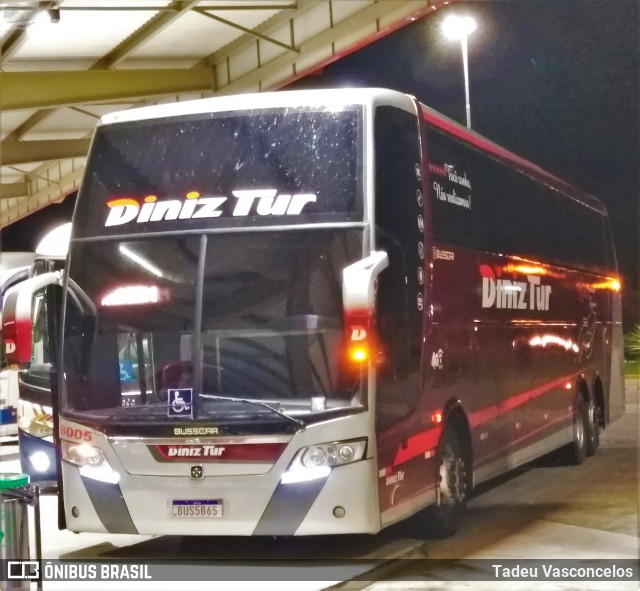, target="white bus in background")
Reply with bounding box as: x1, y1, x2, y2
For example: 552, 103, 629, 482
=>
16, 223, 71, 481
0, 252, 35, 437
